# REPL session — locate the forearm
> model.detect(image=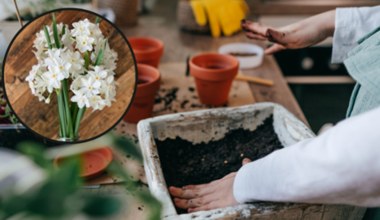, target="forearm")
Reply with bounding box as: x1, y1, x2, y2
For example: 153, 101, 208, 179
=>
233, 107, 380, 207
298, 10, 335, 39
